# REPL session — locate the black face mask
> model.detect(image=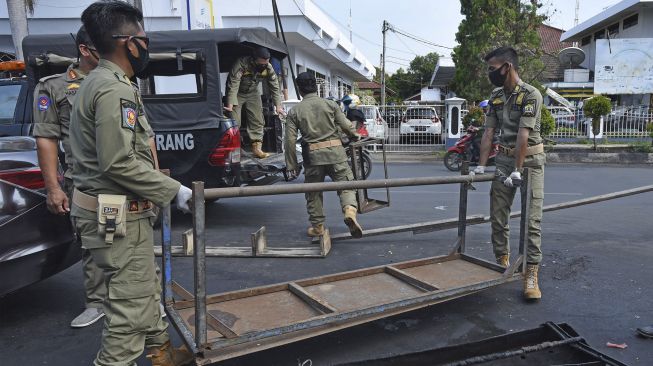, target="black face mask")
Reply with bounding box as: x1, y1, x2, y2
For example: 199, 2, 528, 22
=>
126, 39, 149, 77
488, 63, 508, 87
255, 63, 267, 72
